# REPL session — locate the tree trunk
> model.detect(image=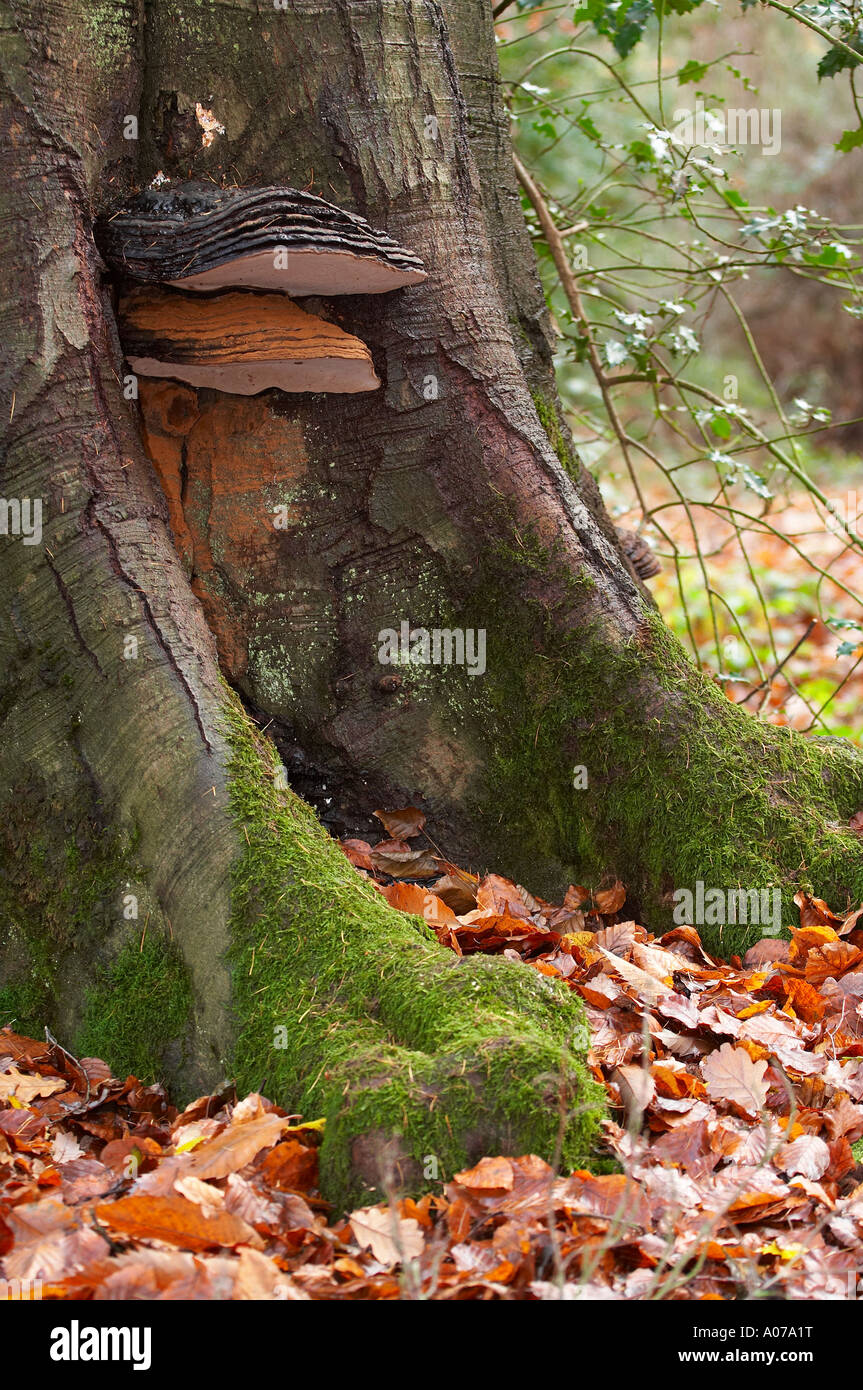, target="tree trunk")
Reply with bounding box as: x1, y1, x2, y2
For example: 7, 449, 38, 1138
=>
2, 0, 863, 1207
